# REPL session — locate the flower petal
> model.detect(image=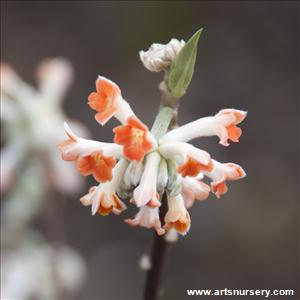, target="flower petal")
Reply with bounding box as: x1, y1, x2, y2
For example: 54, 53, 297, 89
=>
203, 159, 246, 198
125, 206, 165, 235
113, 116, 153, 162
